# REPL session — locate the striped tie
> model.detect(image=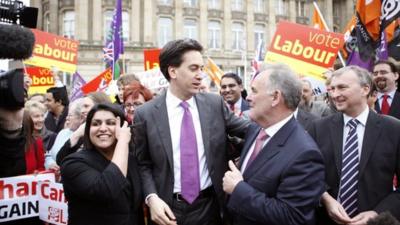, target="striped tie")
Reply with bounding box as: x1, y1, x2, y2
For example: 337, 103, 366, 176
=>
339, 119, 360, 217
